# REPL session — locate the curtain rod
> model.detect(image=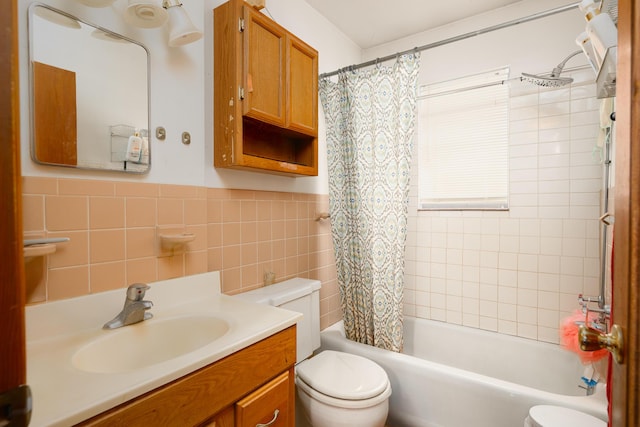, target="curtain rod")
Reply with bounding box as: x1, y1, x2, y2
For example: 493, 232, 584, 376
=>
319, 2, 581, 80
416, 63, 590, 99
